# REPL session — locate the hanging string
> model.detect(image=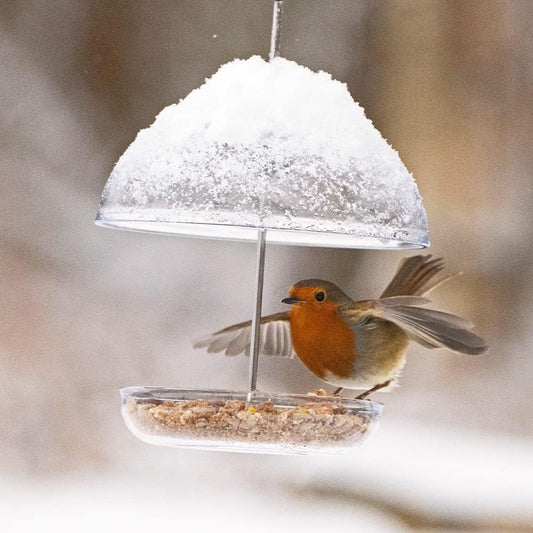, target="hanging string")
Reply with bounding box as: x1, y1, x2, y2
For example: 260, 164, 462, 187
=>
269, 1, 283, 60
